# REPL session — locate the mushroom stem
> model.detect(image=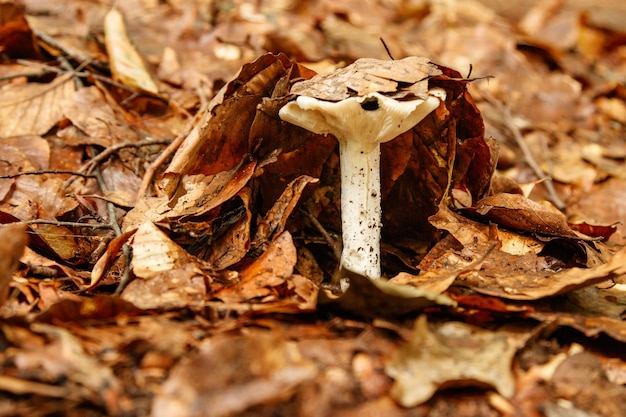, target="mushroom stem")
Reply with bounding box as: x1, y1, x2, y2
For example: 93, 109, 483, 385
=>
338, 138, 382, 279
